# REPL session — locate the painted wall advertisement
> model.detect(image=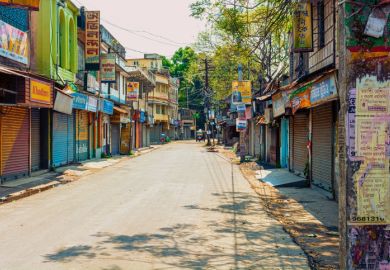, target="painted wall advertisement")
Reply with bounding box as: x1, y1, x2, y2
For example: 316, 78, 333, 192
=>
30, 79, 51, 104
0, 0, 40, 10
232, 80, 252, 104
352, 76, 390, 225
0, 20, 28, 65
85, 11, 100, 71
127, 81, 139, 99
292, 0, 313, 52
100, 54, 116, 83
